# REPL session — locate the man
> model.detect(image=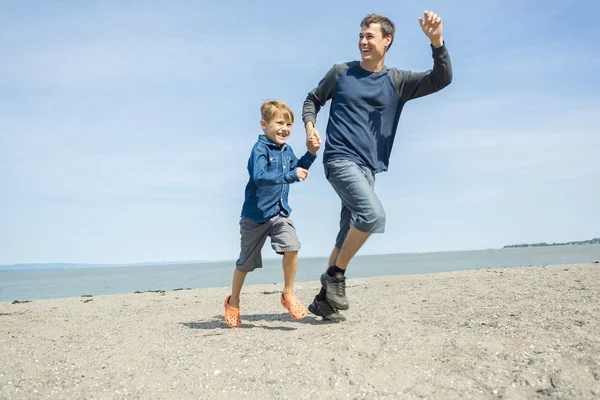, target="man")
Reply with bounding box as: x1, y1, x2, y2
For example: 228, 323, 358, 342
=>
303, 11, 453, 320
